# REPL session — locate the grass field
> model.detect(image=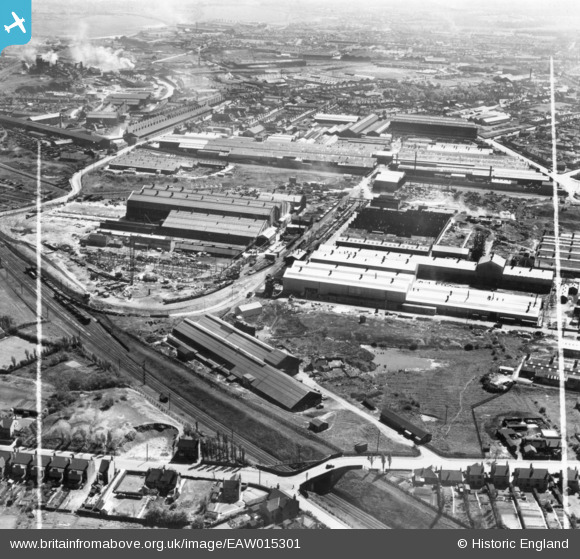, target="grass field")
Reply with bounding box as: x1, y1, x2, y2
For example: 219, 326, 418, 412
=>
257, 300, 535, 457
0, 375, 43, 411
302, 408, 416, 456
0, 336, 37, 368
0, 270, 36, 325
333, 470, 466, 529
